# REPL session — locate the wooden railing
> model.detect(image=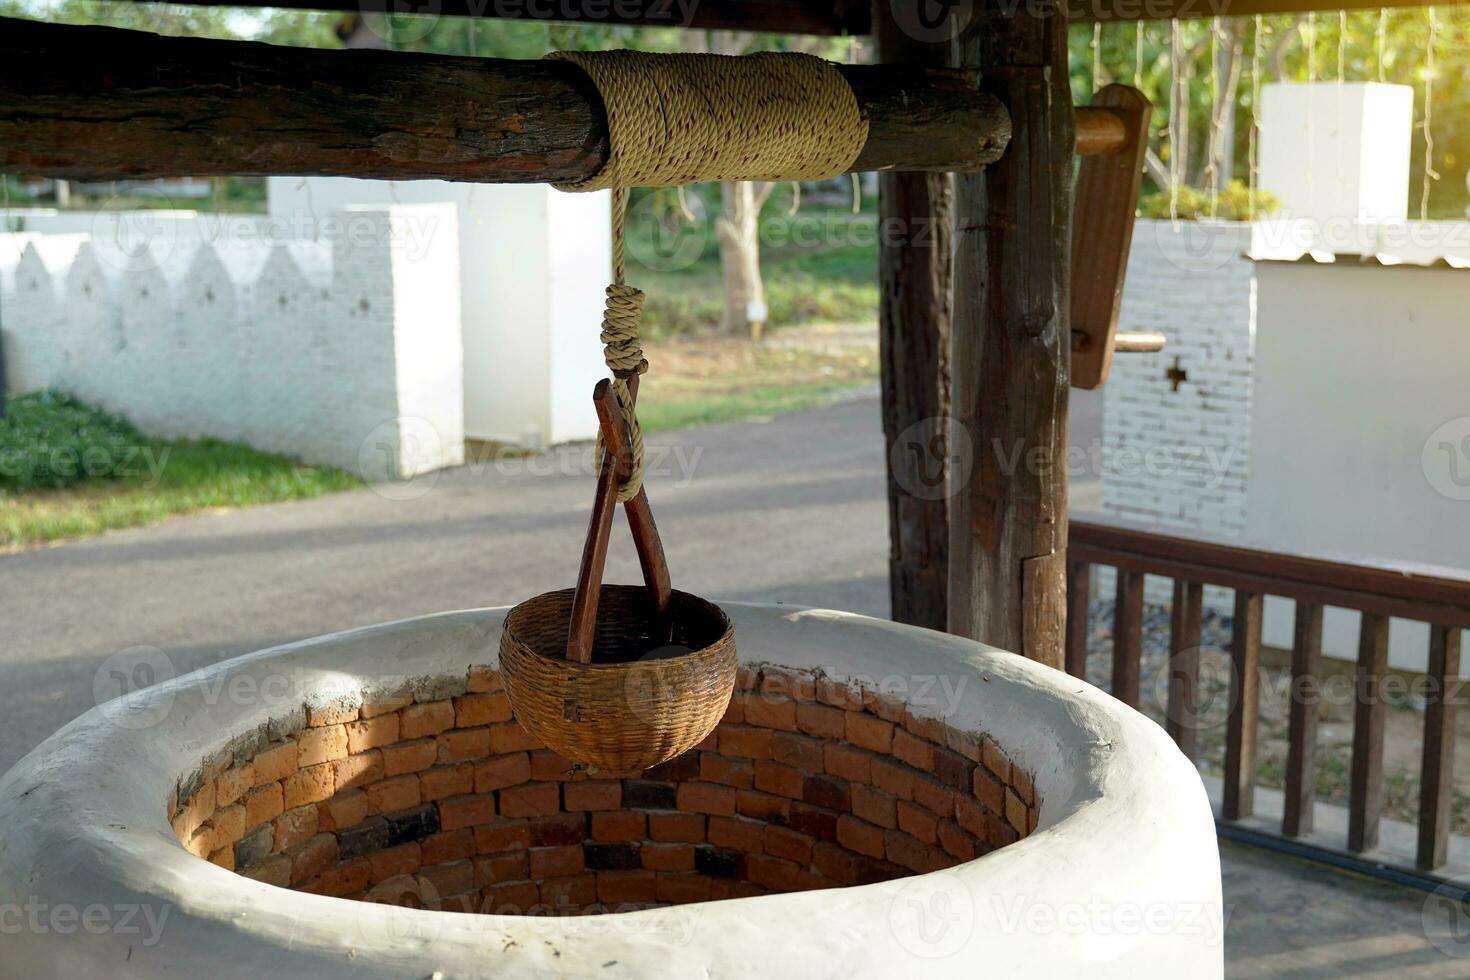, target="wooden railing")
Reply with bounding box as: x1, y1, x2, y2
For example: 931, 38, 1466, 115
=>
1068, 516, 1470, 875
